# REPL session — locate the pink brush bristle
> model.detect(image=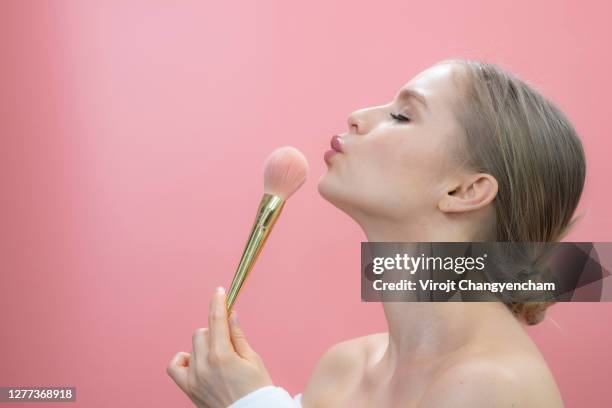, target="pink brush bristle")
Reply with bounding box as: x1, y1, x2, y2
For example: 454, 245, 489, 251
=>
263, 146, 309, 199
